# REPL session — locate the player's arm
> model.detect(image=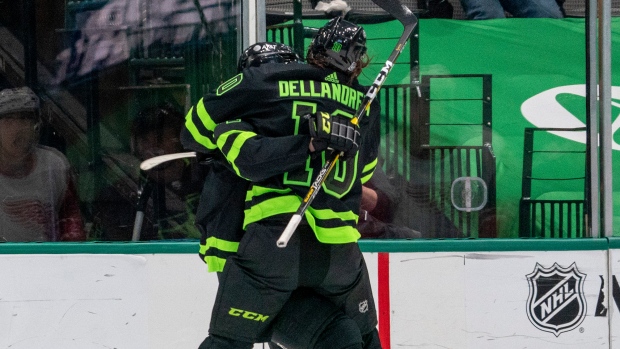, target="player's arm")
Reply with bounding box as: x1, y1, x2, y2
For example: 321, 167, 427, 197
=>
181, 99, 220, 153
181, 72, 251, 153
358, 104, 381, 185
213, 119, 312, 182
